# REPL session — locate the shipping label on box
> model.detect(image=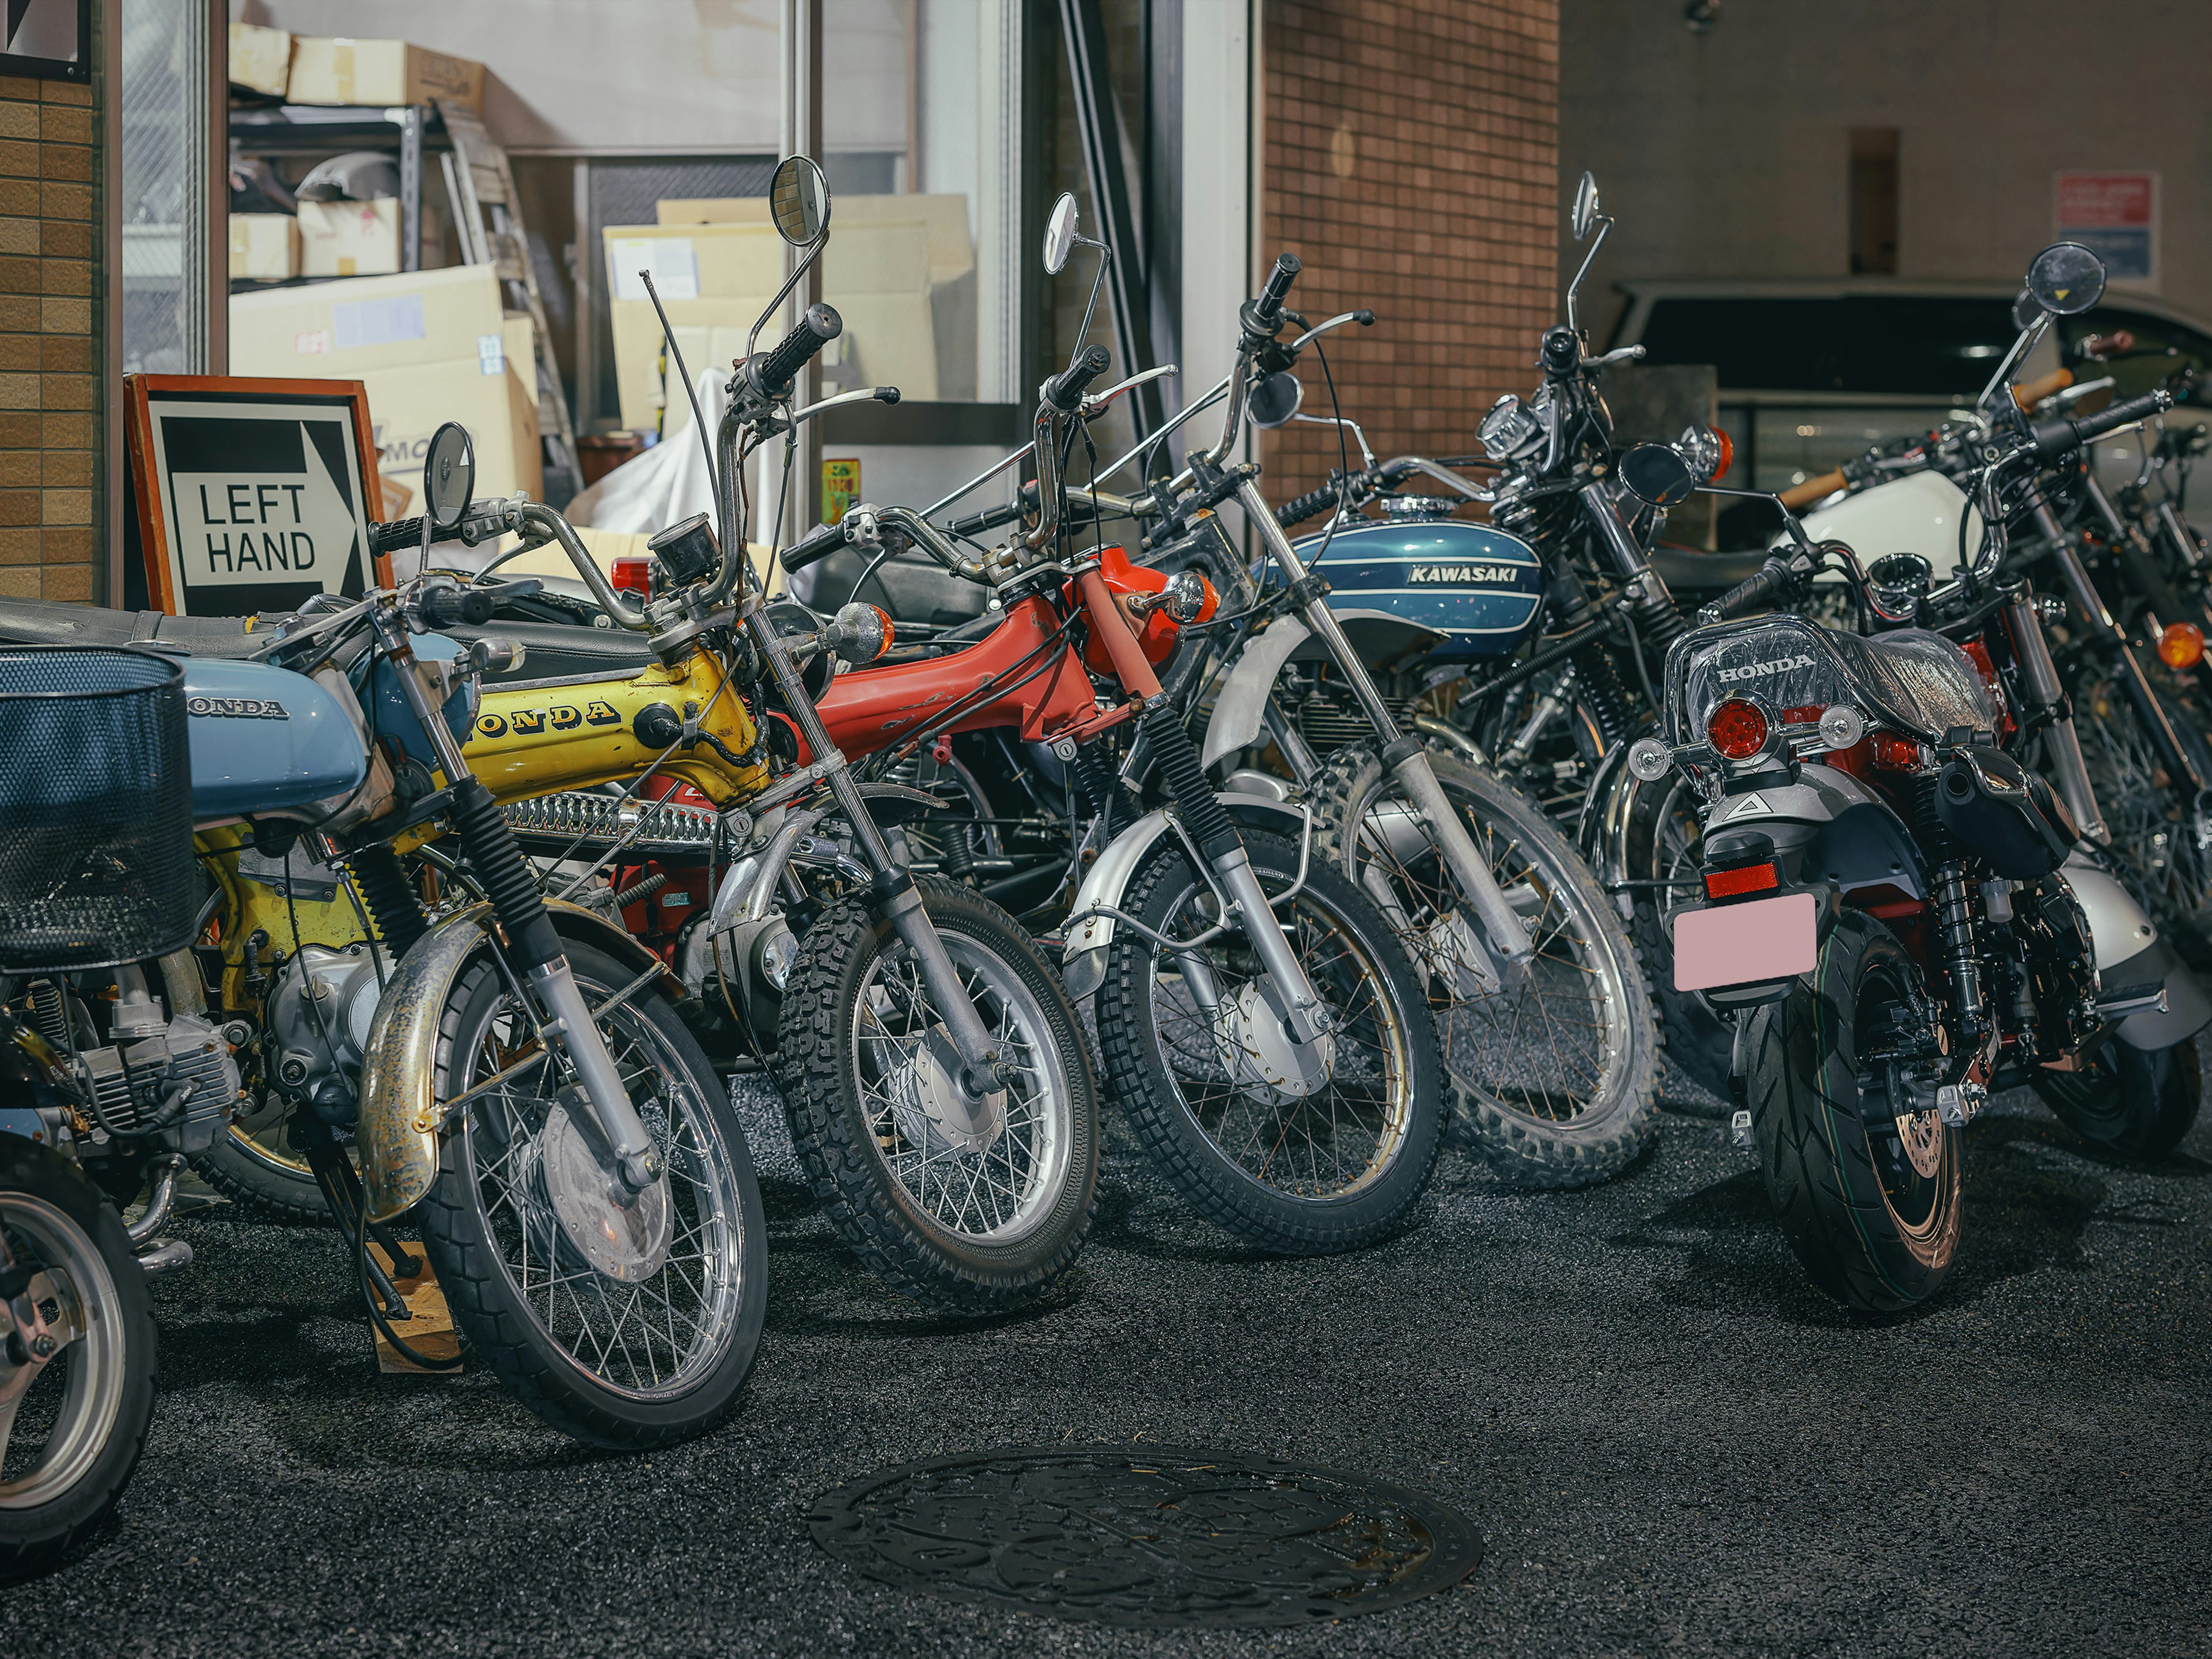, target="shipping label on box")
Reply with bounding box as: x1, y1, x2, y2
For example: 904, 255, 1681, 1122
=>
298, 199, 402, 278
